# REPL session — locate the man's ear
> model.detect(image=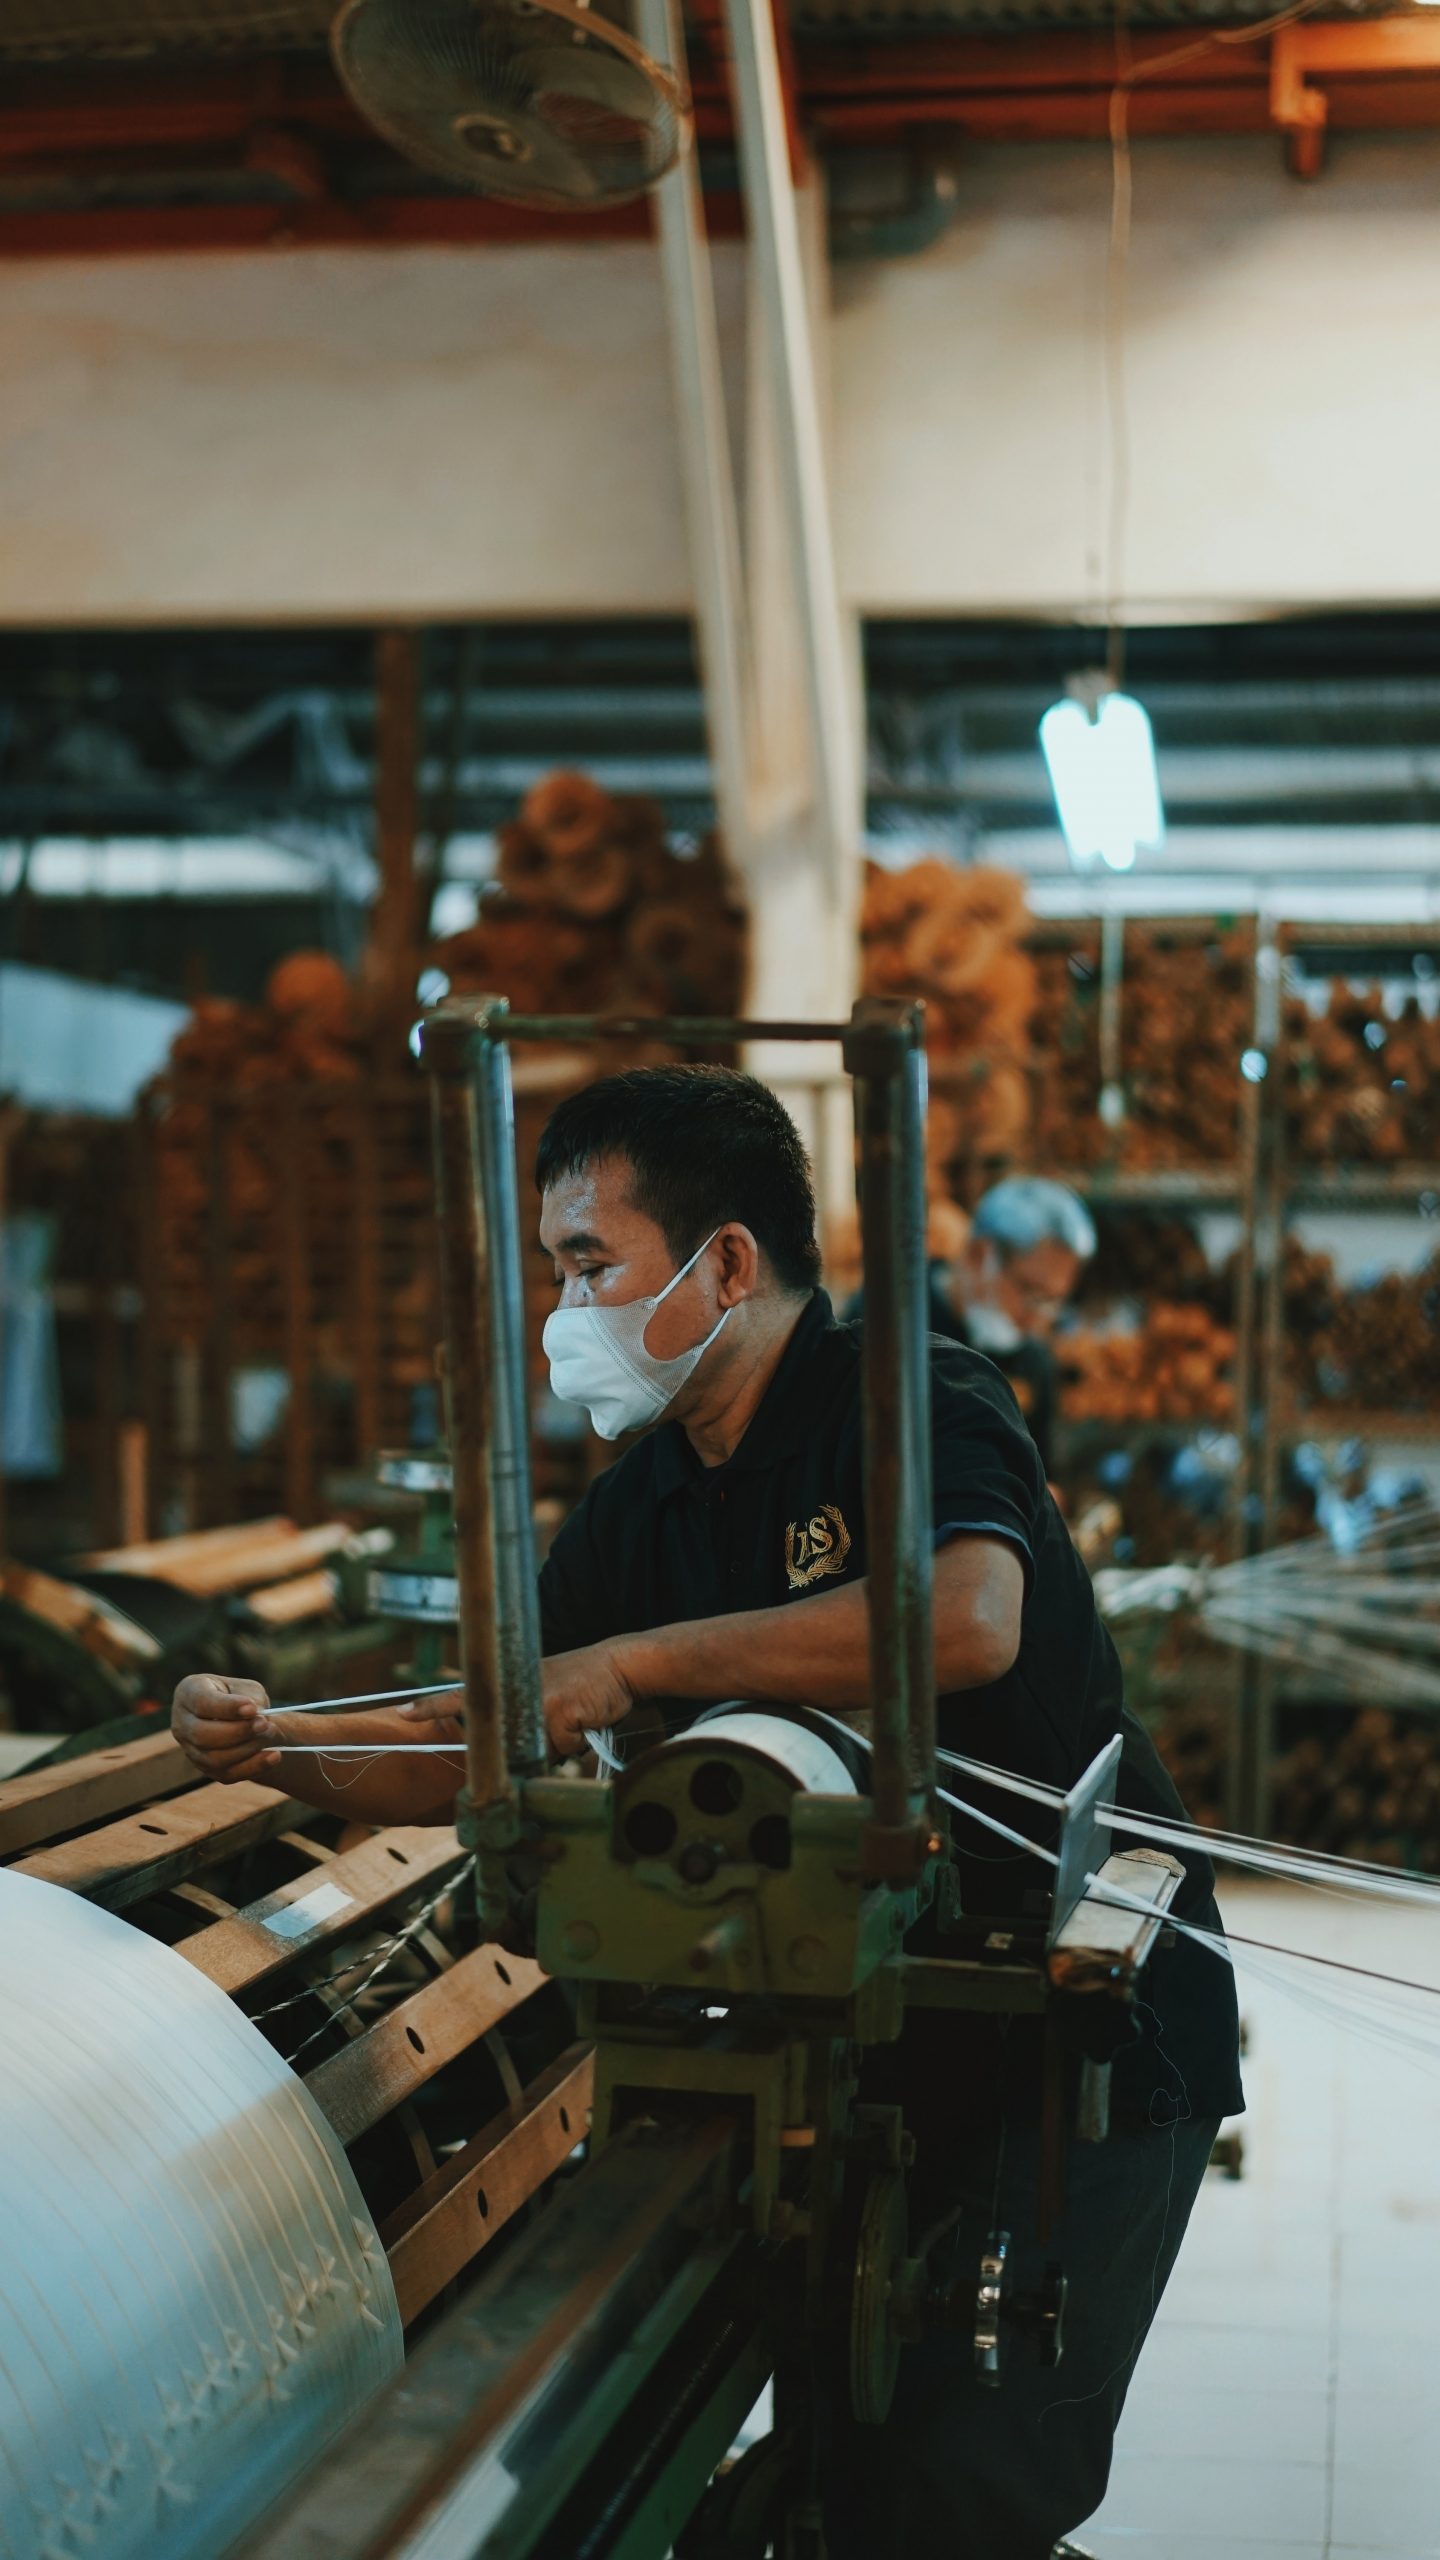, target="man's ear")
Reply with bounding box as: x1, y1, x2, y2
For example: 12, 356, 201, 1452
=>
715, 1222, 761, 1308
